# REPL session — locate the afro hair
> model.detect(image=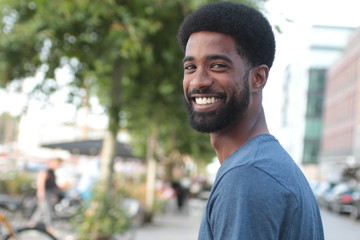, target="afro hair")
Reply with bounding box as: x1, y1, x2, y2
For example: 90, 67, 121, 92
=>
177, 1, 276, 68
